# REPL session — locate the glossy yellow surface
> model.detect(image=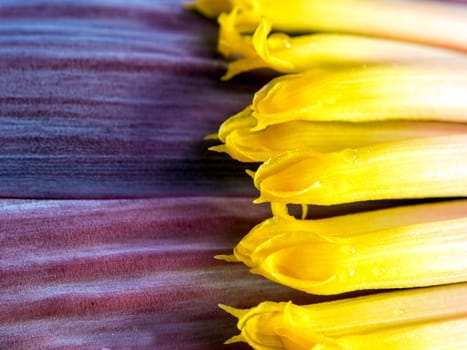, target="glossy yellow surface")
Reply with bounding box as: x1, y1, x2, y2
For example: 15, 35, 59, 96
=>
212, 106, 467, 162
221, 283, 467, 349
219, 14, 467, 80
251, 65, 467, 130
229, 200, 467, 294
254, 135, 467, 205
188, 0, 467, 54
